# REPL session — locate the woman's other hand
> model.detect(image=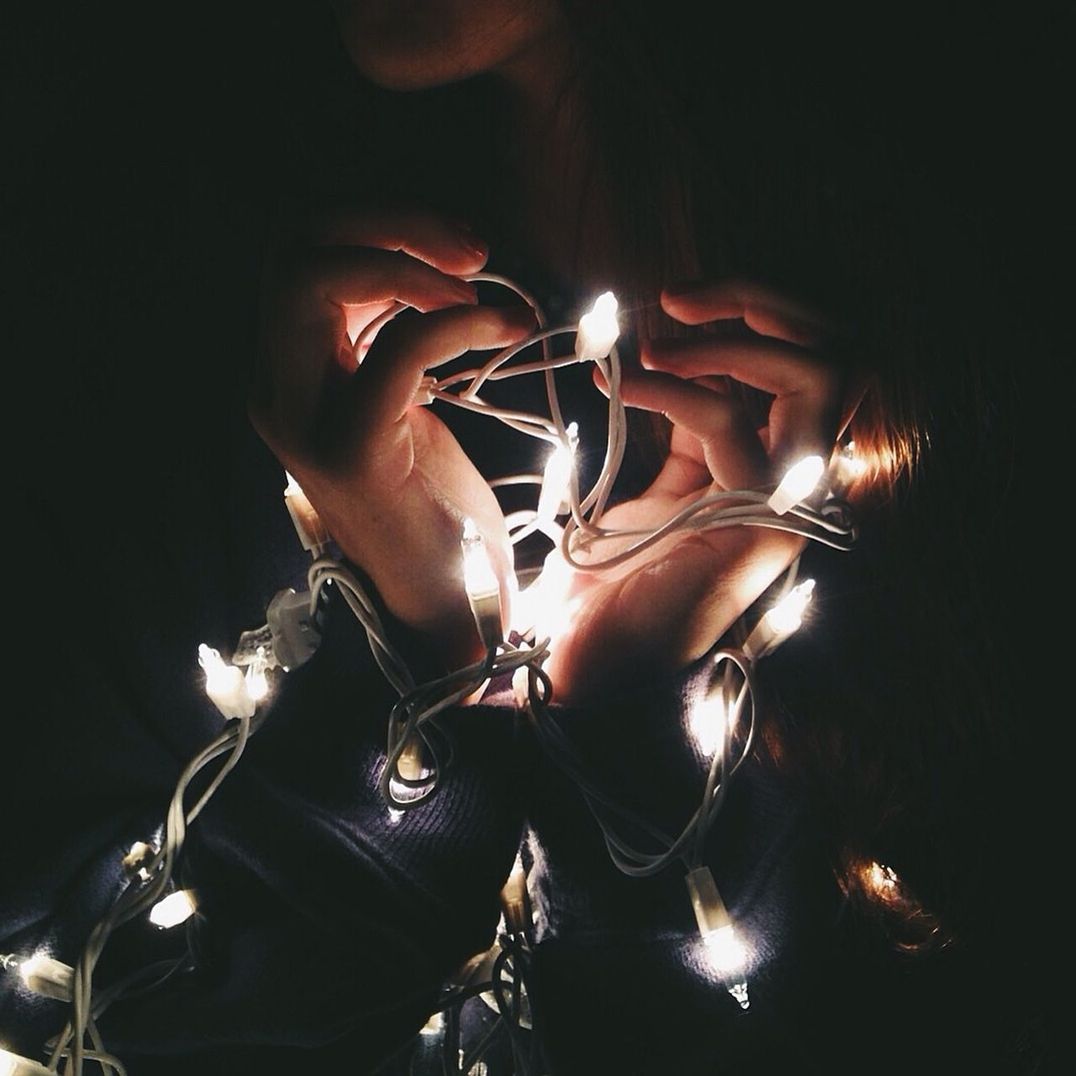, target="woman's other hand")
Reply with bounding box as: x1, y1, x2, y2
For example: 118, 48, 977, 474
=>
249, 209, 535, 668
543, 279, 850, 703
